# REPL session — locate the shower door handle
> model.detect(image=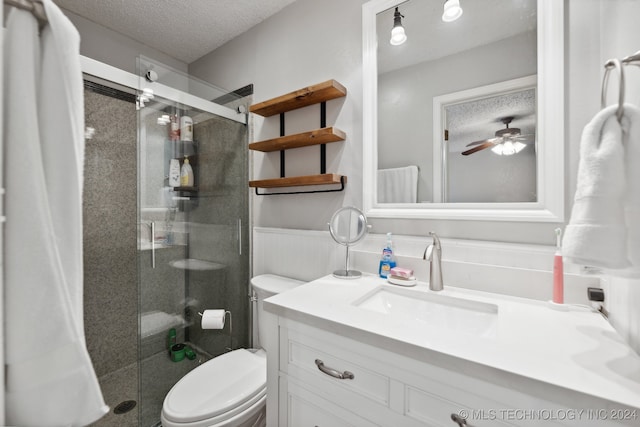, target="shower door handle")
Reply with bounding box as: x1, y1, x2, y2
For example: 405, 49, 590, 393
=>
150, 221, 156, 269
237, 218, 242, 256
